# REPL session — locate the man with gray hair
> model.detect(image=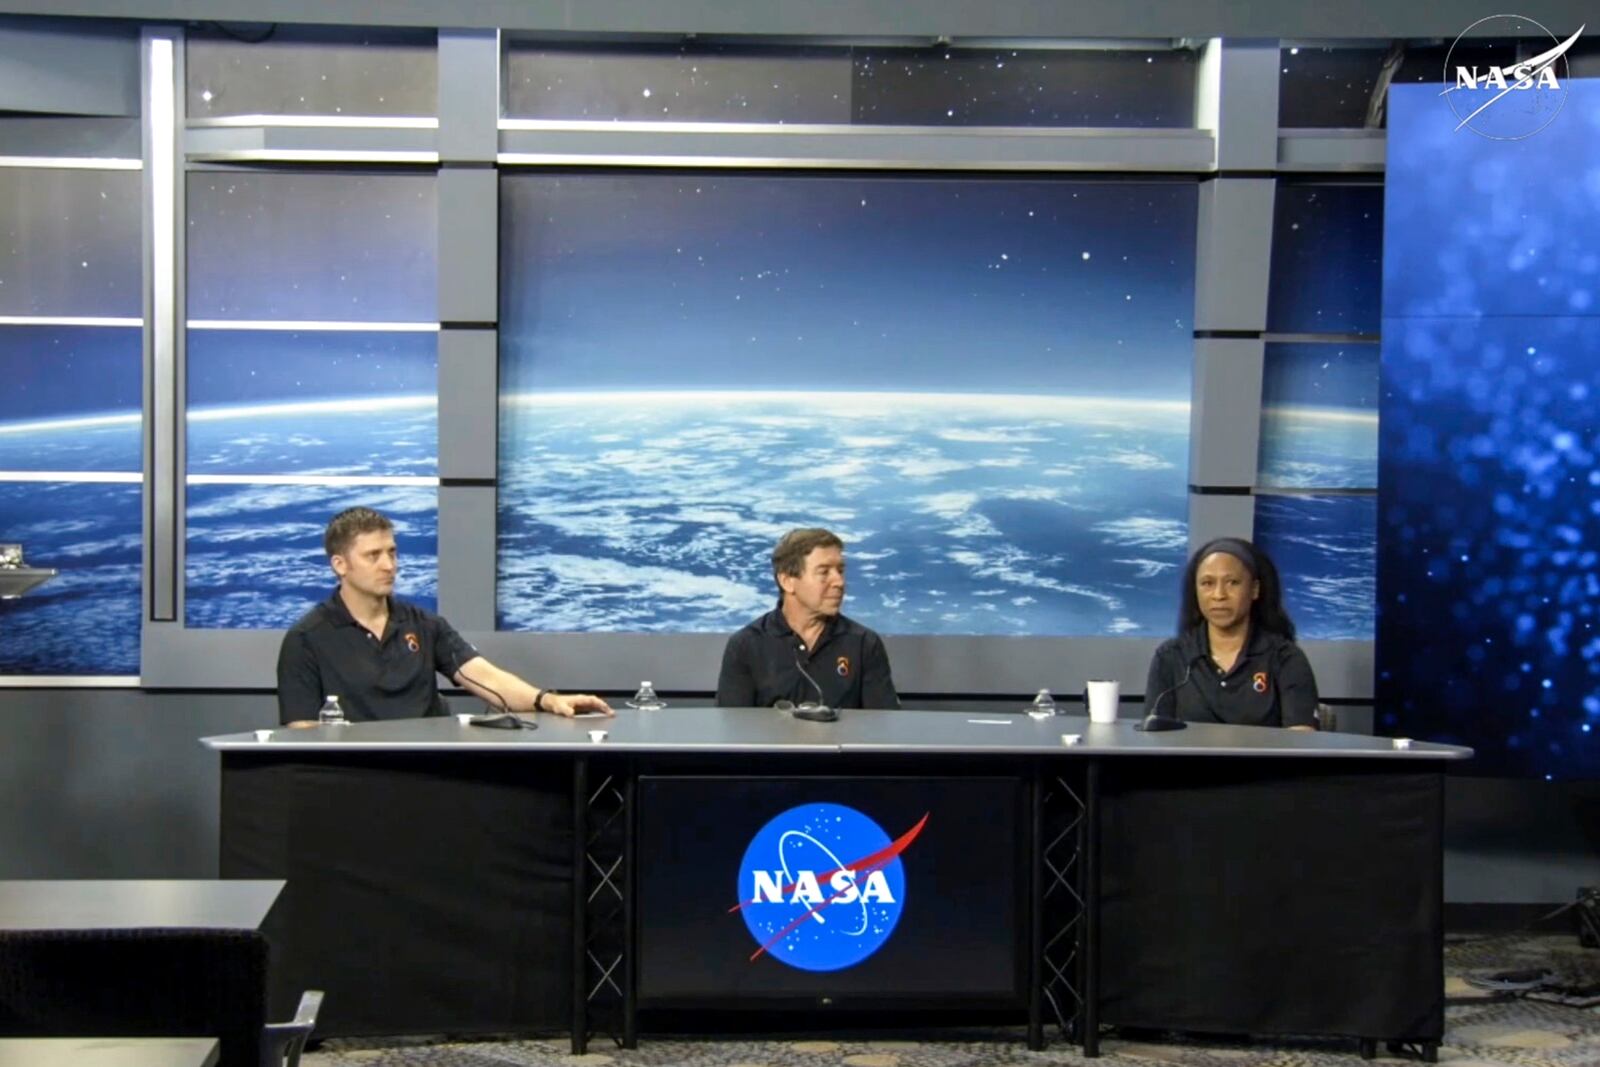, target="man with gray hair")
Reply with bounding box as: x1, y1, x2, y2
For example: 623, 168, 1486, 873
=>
716, 527, 899, 709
